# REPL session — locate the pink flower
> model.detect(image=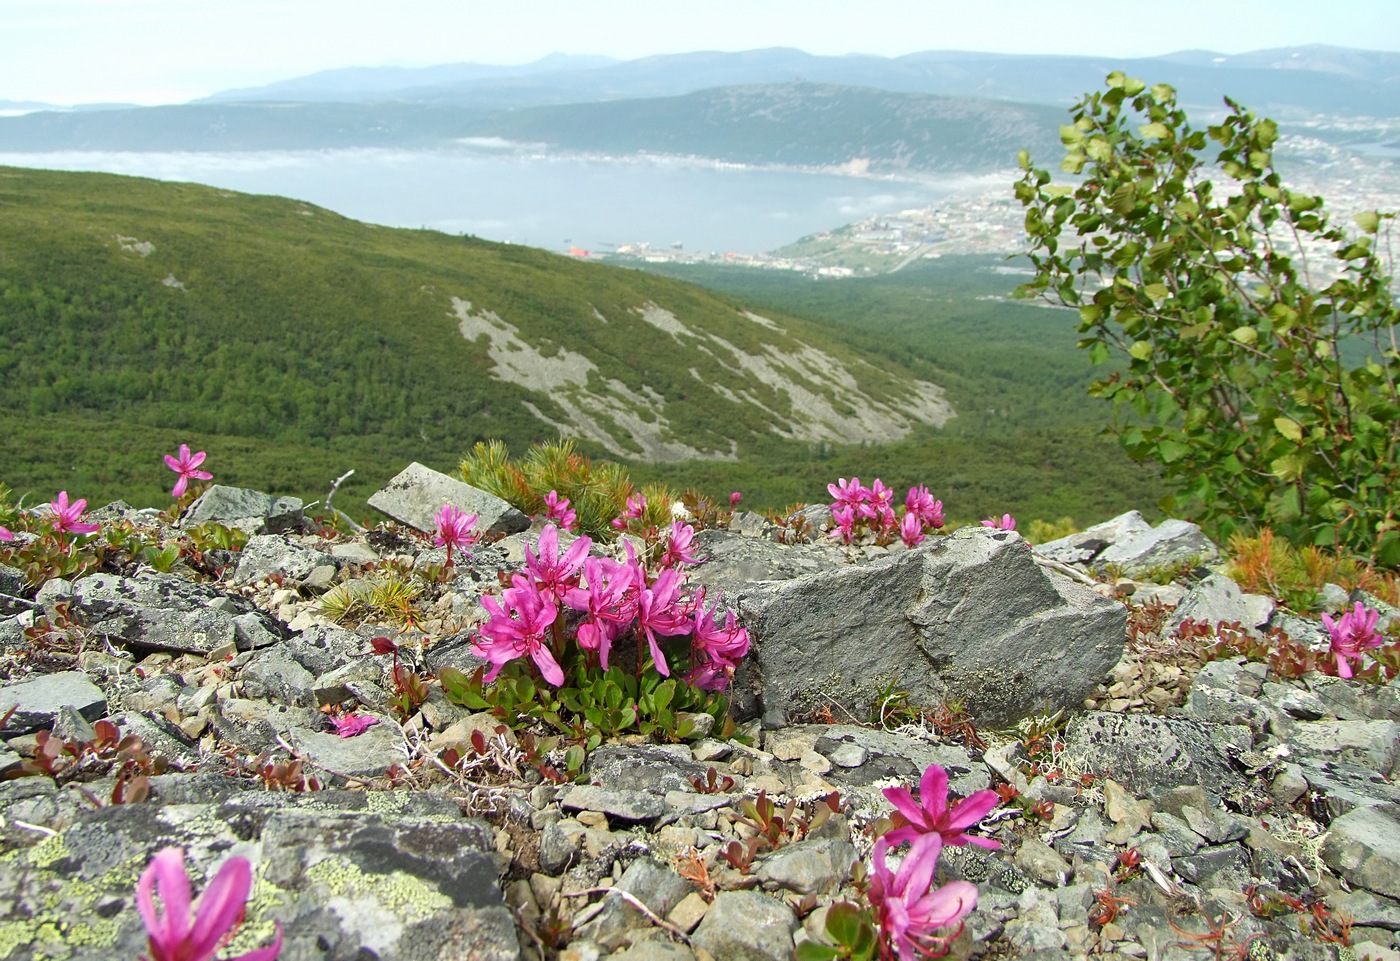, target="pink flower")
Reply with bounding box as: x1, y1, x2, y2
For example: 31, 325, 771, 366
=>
900, 512, 926, 548
543, 490, 576, 531
636, 567, 689, 676
433, 504, 479, 566
828, 504, 856, 545
0, 526, 12, 541
729, 491, 742, 508
49, 491, 100, 538
981, 514, 1016, 531
1322, 602, 1383, 679
564, 552, 641, 669
524, 524, 590, 601
883, 762, 1001, 850
137, 846, 283, 961
687, 589, 750, 691
905, 486, 944, 529
330, 713, 379, 738
164, 444, 213, 499
827, 476, 864, 508
661, 521, 701, 569
475, 574, 563, 686
868, 835, 978, 961
624, 492, 646, 518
